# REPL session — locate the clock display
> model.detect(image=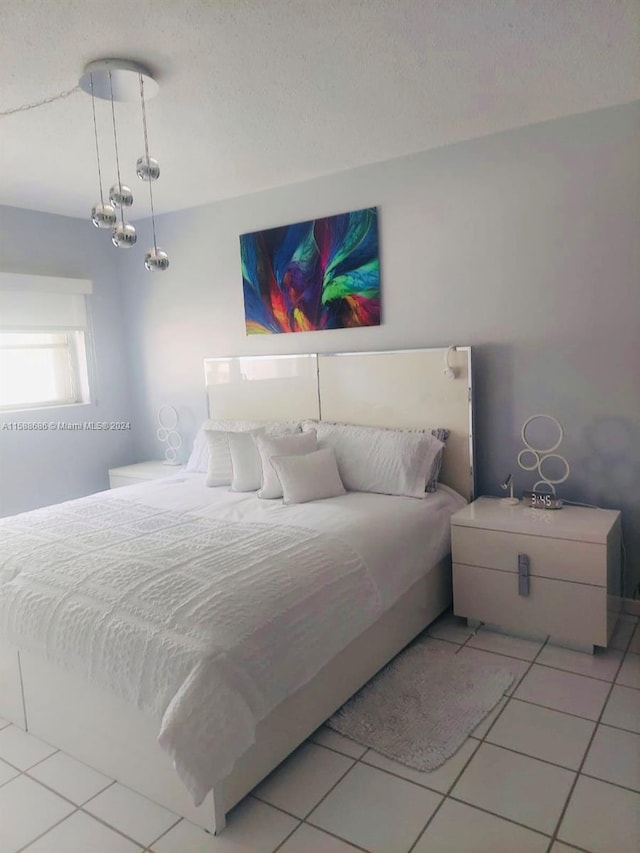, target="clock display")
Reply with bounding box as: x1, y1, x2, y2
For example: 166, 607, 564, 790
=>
523, 490, 563, 510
